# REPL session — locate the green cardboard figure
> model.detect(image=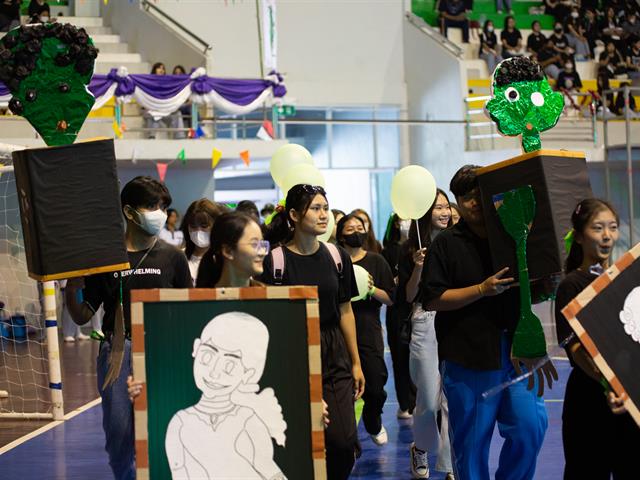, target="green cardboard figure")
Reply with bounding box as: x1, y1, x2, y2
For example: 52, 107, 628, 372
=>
494, 186, 547, 359
485, 57, 563, 153
0, 23, 98, 146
